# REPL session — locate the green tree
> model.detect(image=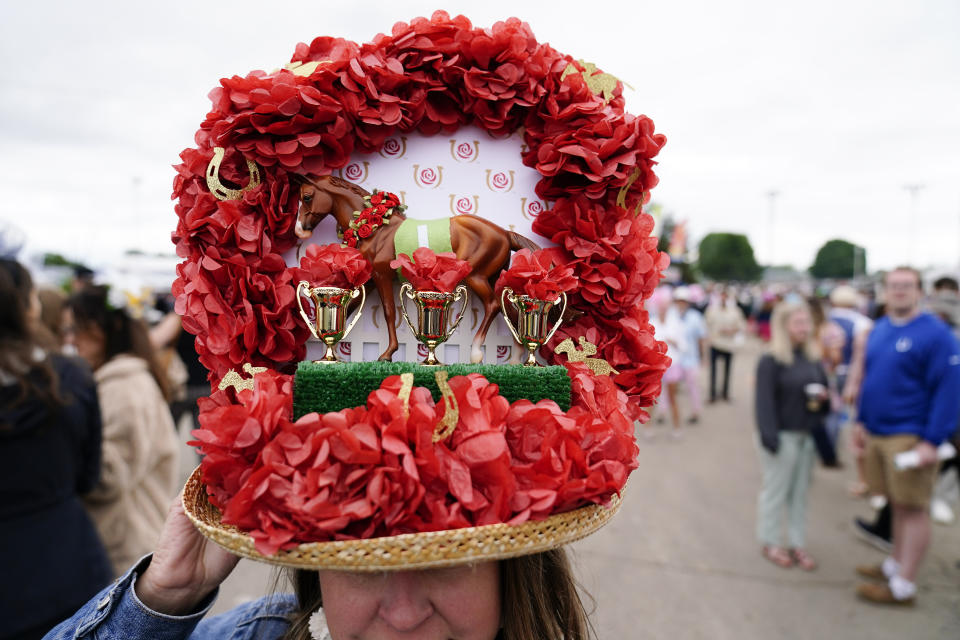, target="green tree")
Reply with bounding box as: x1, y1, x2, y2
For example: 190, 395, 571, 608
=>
697, 233, 761, 281
809, 239, 866, 279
